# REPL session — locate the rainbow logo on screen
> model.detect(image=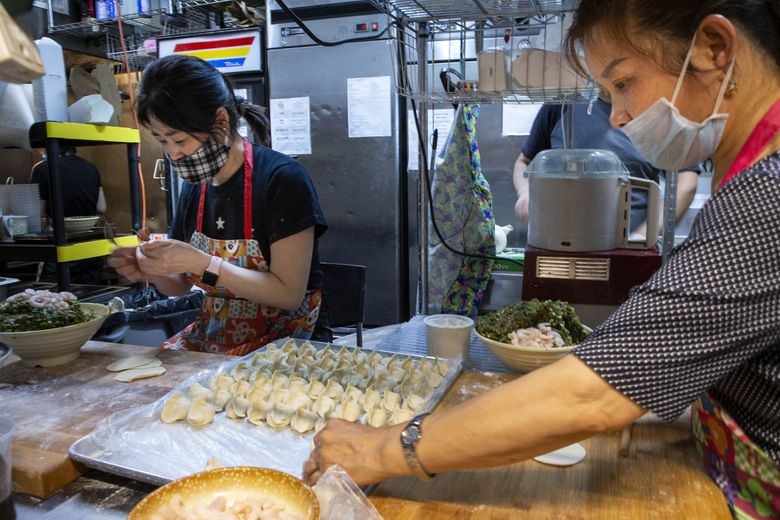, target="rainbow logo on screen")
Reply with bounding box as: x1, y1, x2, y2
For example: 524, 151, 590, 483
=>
172, 35, 256, 69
